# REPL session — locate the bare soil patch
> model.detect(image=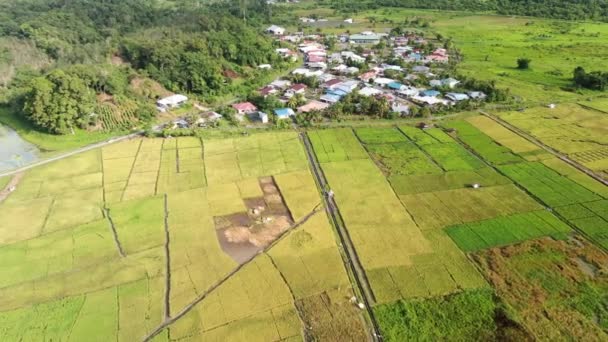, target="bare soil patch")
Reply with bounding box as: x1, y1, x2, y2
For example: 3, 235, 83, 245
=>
215, 177, 294, 263
0, 173, 23, 203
